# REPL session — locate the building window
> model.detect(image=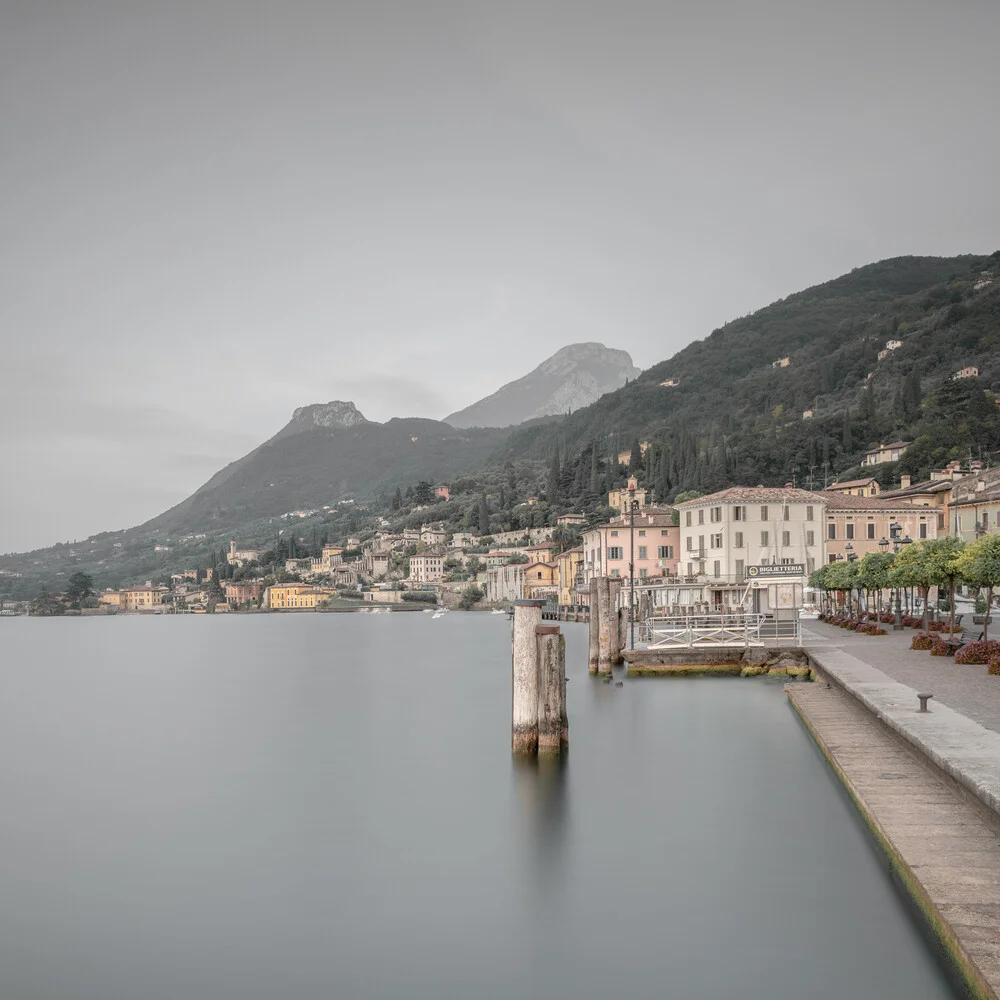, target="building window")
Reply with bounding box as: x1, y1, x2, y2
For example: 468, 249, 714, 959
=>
760, 506, 769, 521
867, 523, 876, 540
845, 523, 855, 540
638, 546, 647, 559
782, 531, 790, 547
685, 511, 692, 527
698, 535, 705, 553
657, 545, 673, 559
686, 537, 693, 551
736, 559, 744, 578
687, 562, 693, 577
611, 569, 620, 577
710, 507, 722, 523
735, 531, 743, 547
806, 506, 814, 521
661, 529, 669, 536
782, 505, 790, 521
638, 530, 646, 537
698, 509, 704, 525
827, 523, 836, 540
537, 571, 542, 579
781, 557, 794, 565
734, 506, 746, 521
610, 530, 618, 537
919, 522, 928, 539
607, 547, 622, 560
710, 533, 722, 549
806, 531, 815, 547
761, 530, 769, 546
639, 568, 647, 579
713, 560, 721, 577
